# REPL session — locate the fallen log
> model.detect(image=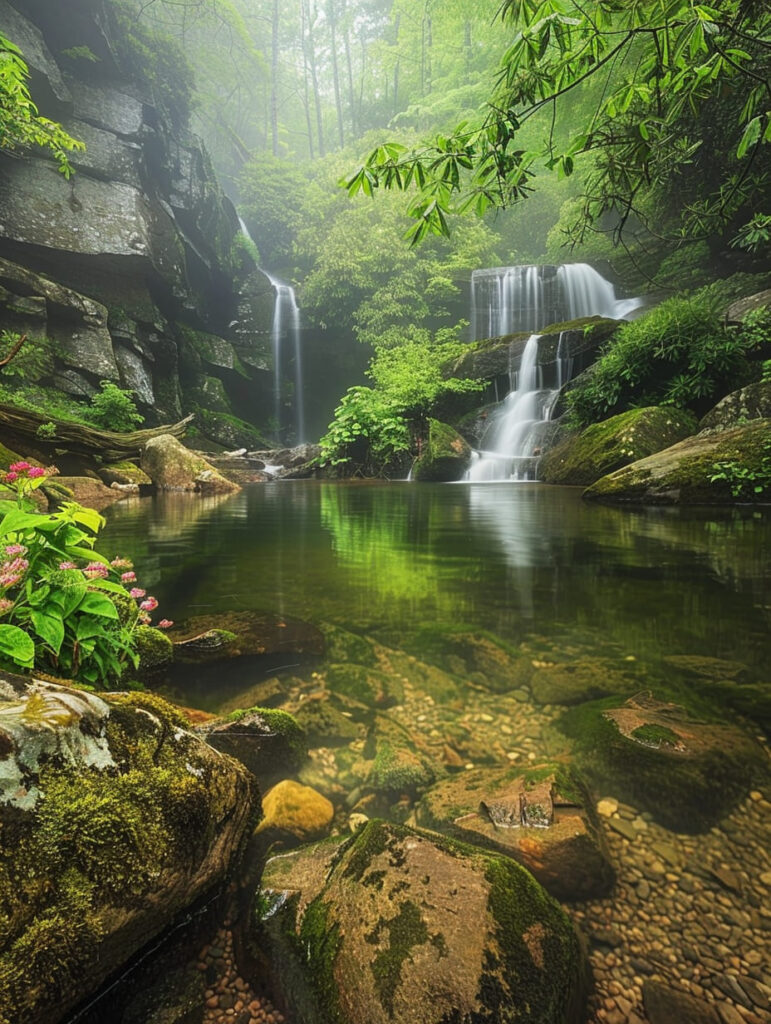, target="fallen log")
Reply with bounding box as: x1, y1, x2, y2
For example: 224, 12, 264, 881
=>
0, 403, 194, 462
